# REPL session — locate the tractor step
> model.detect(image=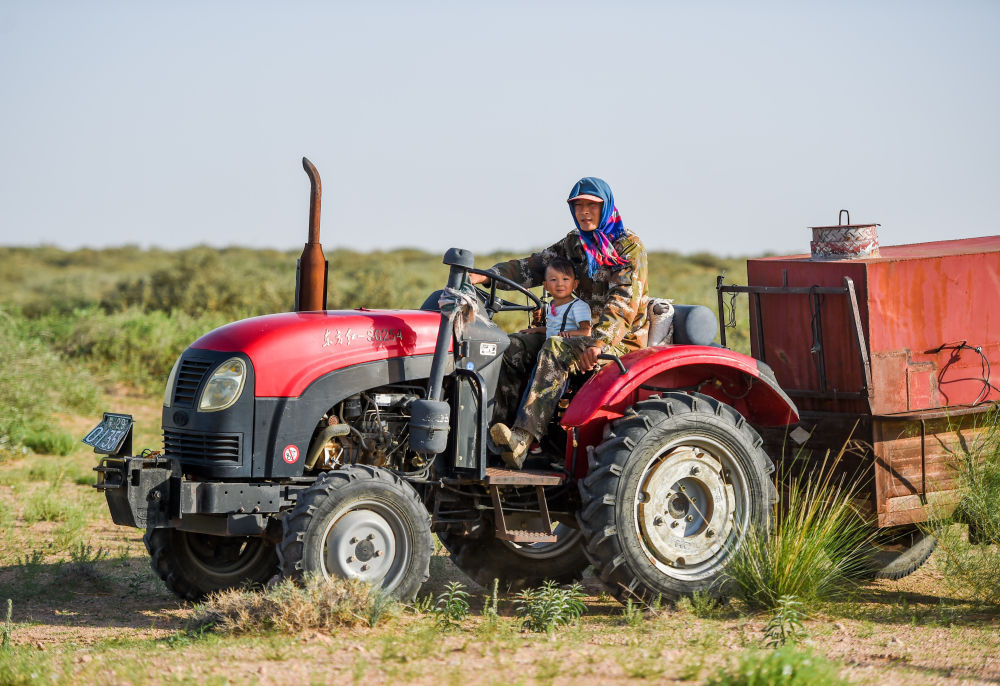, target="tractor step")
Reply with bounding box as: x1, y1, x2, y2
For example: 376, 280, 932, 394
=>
485, 468, 563, 544
496, 529, 558, 544
484, 466, 565, 486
